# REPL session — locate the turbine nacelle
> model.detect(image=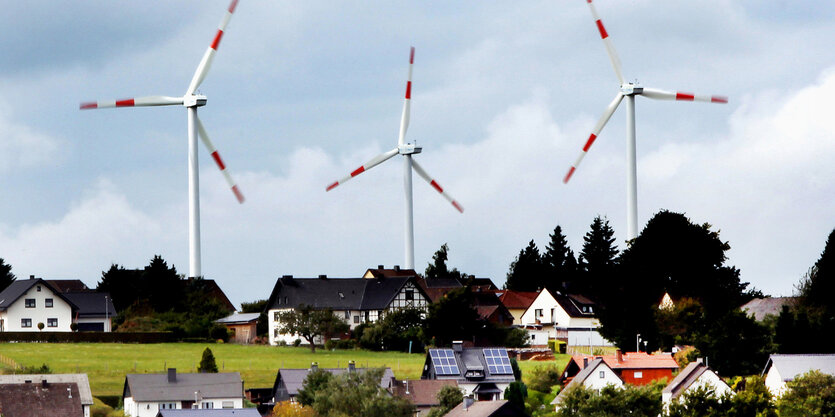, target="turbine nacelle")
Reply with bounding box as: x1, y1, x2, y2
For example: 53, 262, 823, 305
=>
183, 94, 208, 108
398, 143, 422, 155
620, 83, 643, 96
